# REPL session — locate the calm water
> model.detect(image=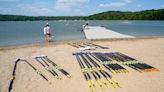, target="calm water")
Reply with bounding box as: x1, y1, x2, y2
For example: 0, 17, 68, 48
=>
0, 20, 164, 47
